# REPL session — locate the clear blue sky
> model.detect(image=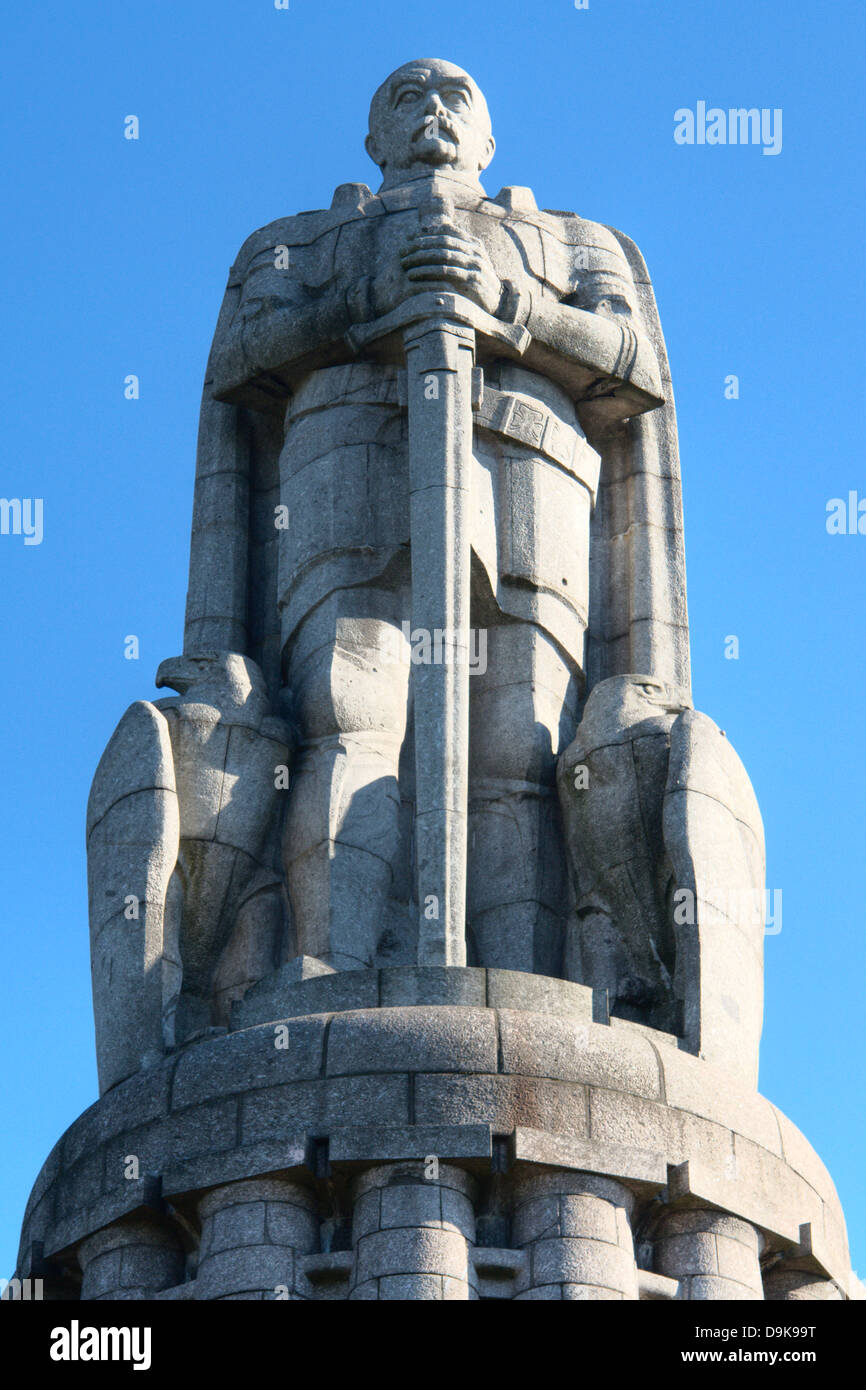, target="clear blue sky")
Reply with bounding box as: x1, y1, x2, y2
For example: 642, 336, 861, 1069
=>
2, 0, 863, 1280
